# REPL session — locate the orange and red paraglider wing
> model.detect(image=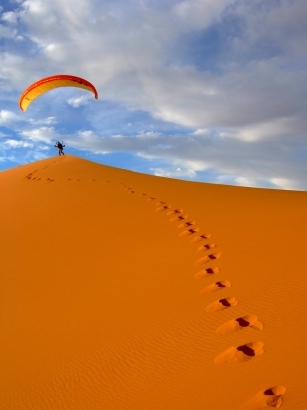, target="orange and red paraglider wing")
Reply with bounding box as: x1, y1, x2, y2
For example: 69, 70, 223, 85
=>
19, 74, 98, 111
